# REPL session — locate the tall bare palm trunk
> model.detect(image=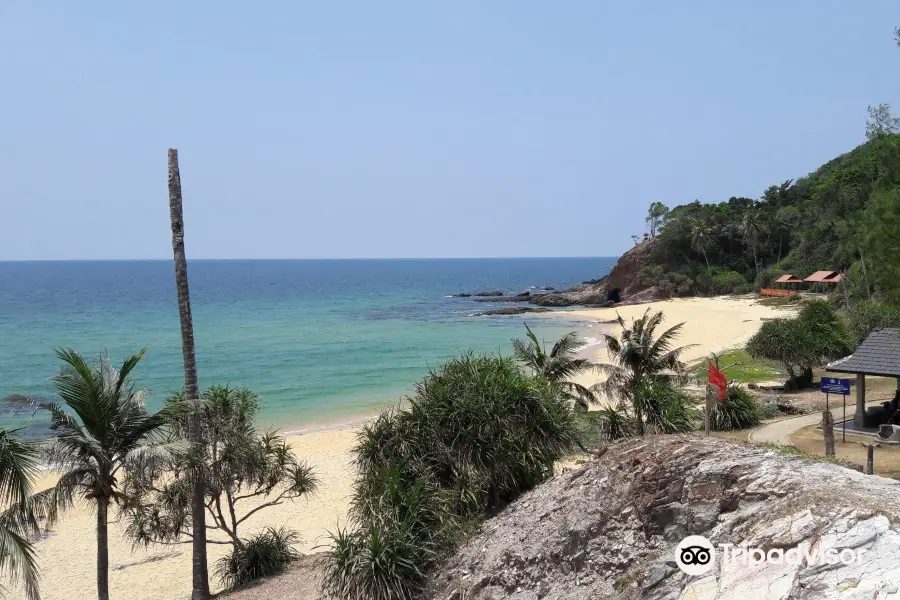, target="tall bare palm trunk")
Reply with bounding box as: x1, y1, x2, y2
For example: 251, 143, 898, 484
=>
96, 498, 109, 600
167, 149, 211, 600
